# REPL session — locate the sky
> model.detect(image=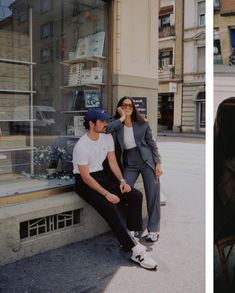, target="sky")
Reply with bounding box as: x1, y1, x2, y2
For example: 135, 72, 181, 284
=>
0, 0, 15, 20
